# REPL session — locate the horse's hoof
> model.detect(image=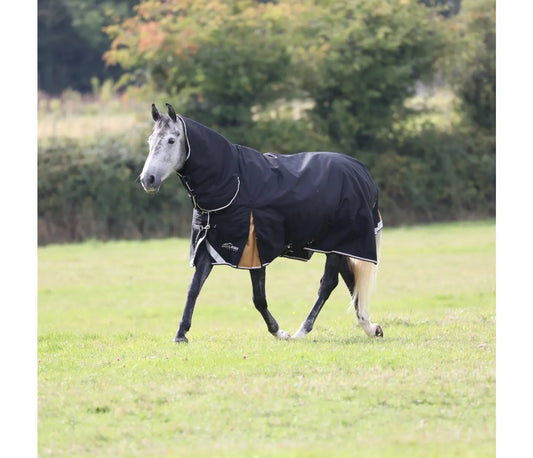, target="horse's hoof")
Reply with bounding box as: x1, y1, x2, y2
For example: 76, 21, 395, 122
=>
375, 325, 383, 338
274, 329, 291, 340
174, 335, 189, 344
